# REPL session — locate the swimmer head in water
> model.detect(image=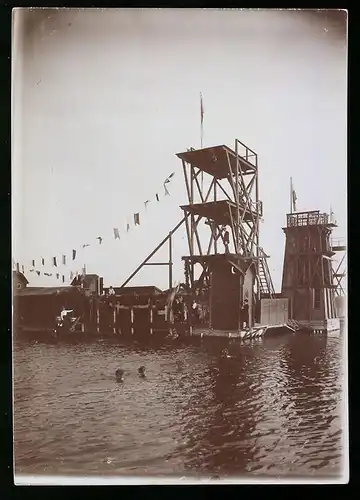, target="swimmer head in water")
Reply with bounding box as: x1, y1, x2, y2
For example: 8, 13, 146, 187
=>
138, 366, 146, 378
115, 368, 124, 382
